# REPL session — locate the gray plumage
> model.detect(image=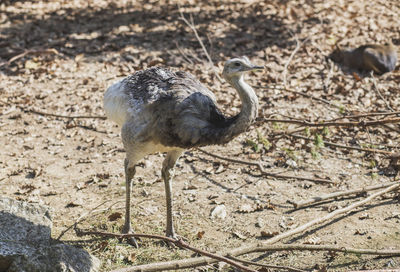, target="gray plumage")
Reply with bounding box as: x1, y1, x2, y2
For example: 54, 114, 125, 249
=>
103, 56, 263, 246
